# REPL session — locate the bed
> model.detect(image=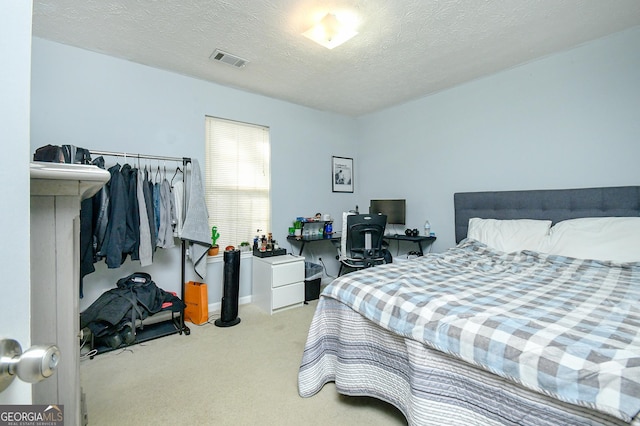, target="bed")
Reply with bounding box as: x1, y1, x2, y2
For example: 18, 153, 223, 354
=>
298, 186, 640, 426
